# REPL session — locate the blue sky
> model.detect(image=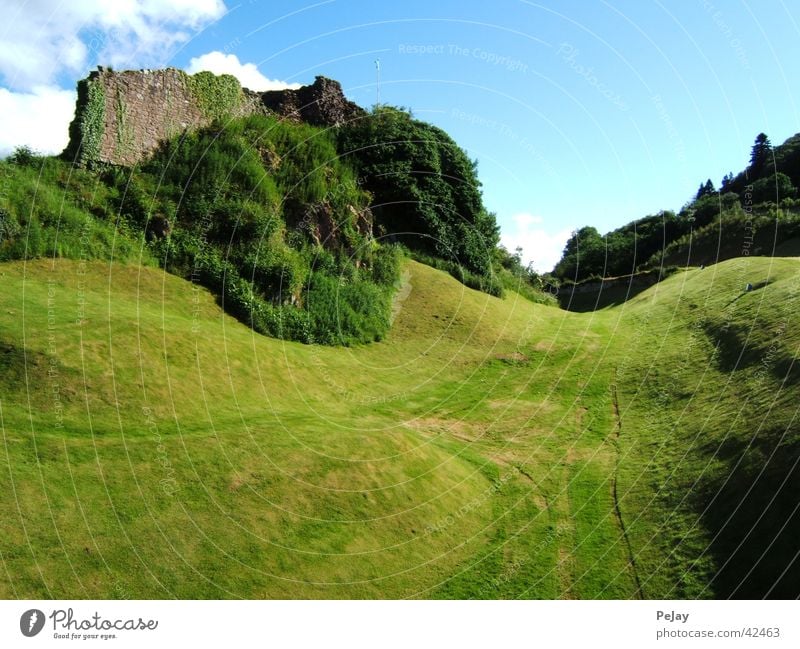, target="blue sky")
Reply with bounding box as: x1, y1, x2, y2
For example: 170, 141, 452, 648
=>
2, 1, 799, 270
